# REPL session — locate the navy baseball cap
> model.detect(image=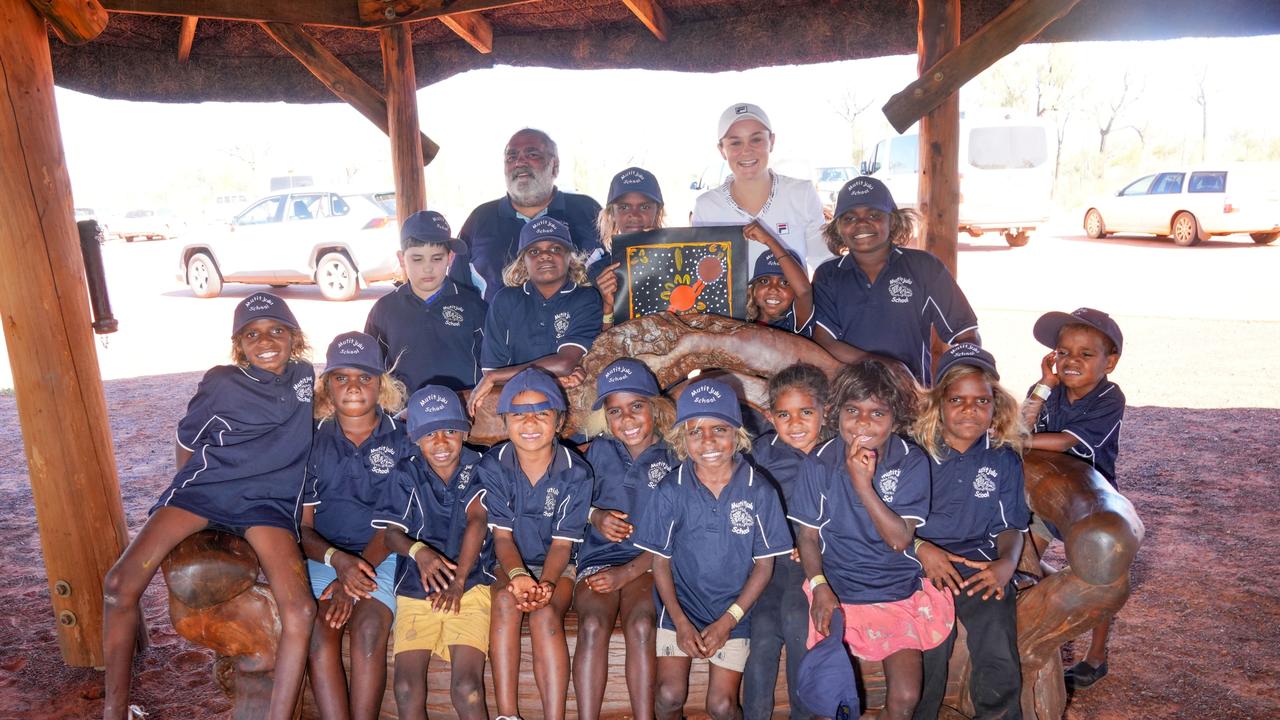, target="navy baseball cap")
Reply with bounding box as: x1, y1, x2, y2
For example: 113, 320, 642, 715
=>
607, 167, 664, 206
675, 378, 742, 427
517, 217, 574, 254
936, 342, 1000, 381
751, 247, 804, 281
497, 367, 567, 414
324, 331, 384, 376
400, 210, 464, 252
717, 102, 773, 140
407, 385, 471, 441
794, 609, 860, 719
592, 358, 661, 410
834, 176, 898, 218
232, 292, 298, 334
1034, 307, 1124, 355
